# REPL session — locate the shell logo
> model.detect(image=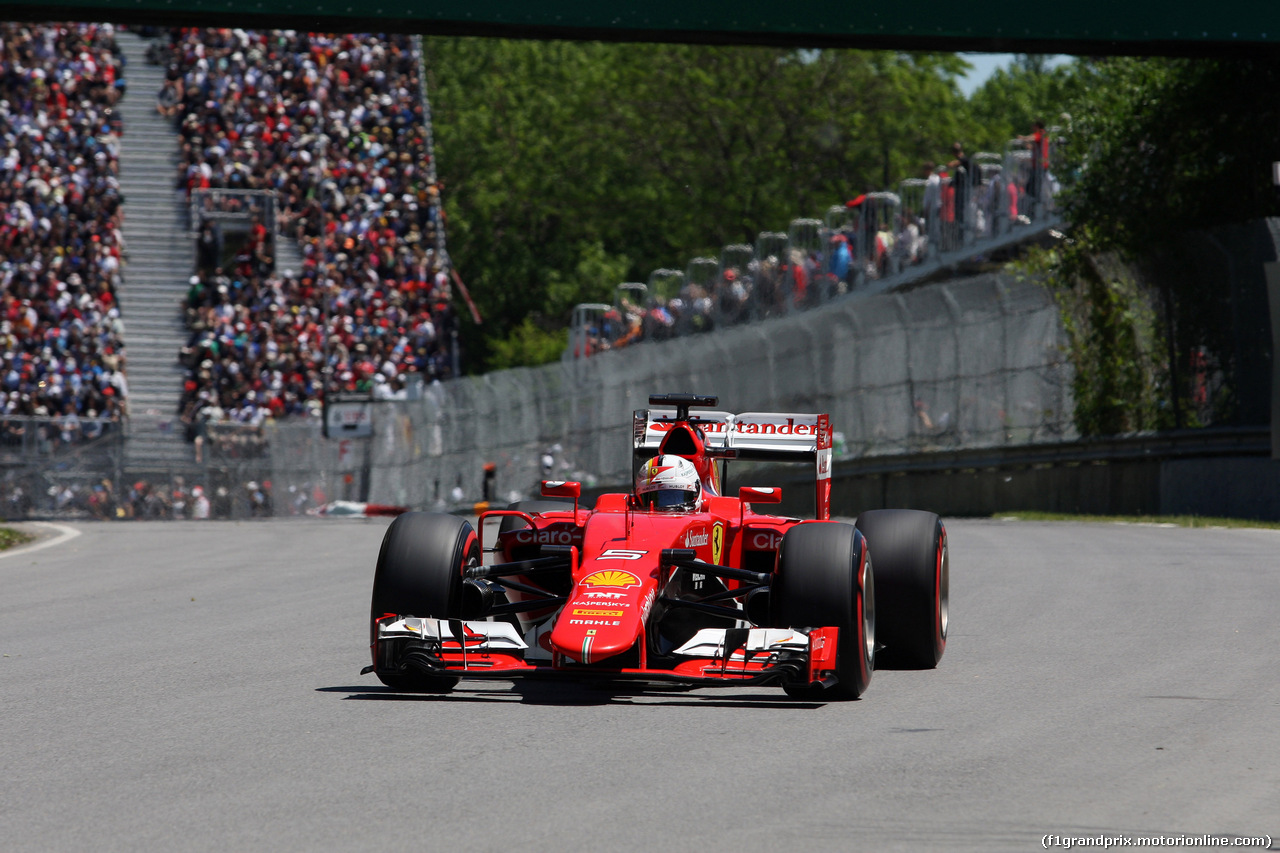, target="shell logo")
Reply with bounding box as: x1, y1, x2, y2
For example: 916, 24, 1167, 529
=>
580, 570, 641, 589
